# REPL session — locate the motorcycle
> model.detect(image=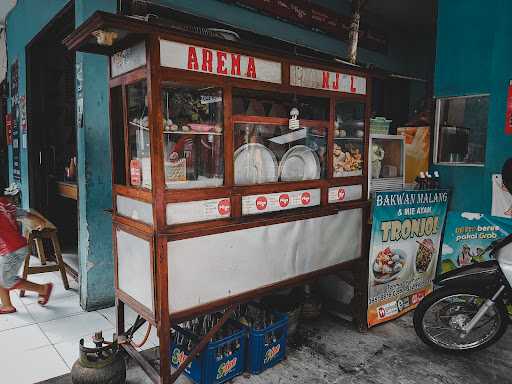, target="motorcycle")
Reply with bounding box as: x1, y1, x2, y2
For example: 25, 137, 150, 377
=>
413, 159, 512, 352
